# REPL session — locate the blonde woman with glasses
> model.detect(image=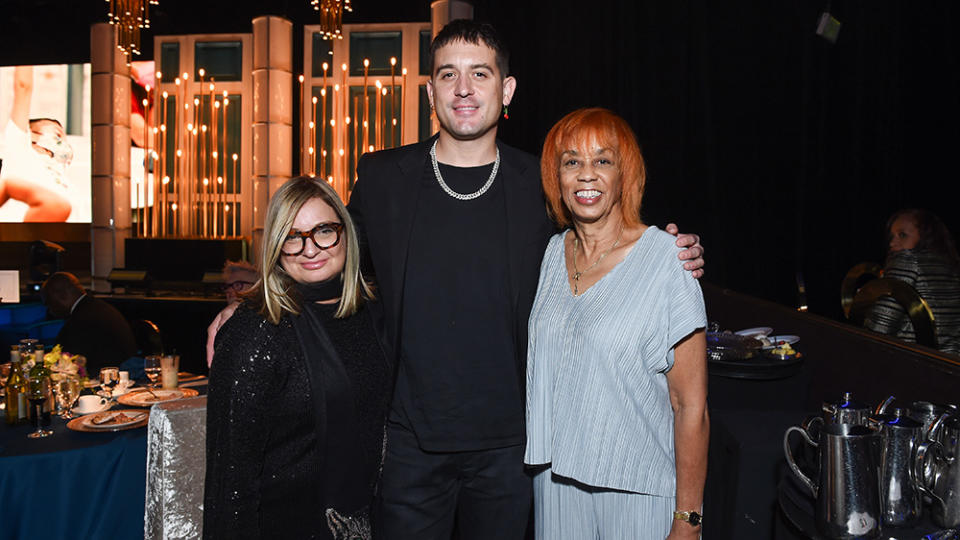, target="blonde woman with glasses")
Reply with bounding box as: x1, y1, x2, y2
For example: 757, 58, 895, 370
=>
203, 176, 391, 540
